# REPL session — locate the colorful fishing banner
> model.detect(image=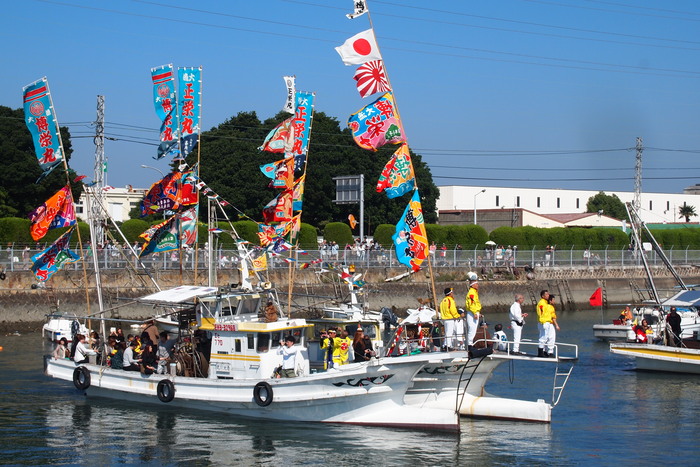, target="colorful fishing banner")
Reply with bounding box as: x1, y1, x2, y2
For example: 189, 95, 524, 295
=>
348, 92, 404, 151
22, 78, 64, 180
28, 186, 76, 241
179, 206, 199, 246
348, 214, 358, 229
31, 226, 80, 282
151, 64, 179, 159
258, 223, 288, 246
141, 170, 198, 216
353, 60, 391, 98
392, 190, 428, 271
376, 143, 415, 199
259, 115, 295, 153
291, 91, 315, 170
282, 75, 296, 114
139, 214, 179, 257
262, 189, 293, 224
292, 175, 305, 211
260, 157, 294, 189
178, 67, 202, 158
251, 251, 268, 271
